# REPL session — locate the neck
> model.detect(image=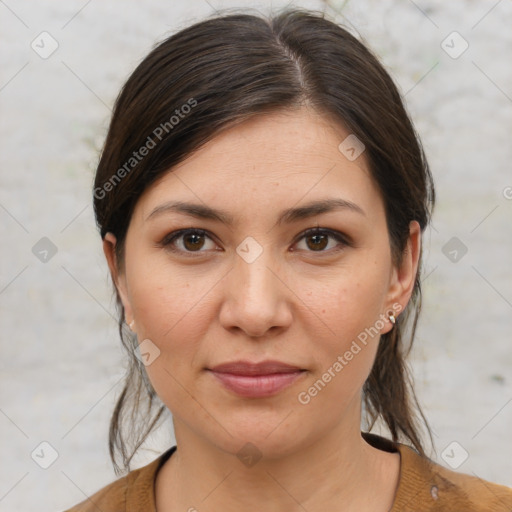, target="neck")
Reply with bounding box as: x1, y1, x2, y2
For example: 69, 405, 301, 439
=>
156, 398, 399, 512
